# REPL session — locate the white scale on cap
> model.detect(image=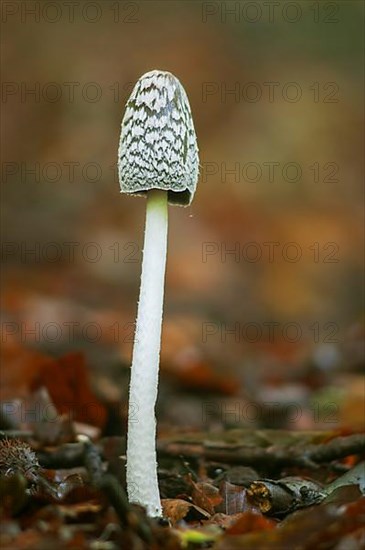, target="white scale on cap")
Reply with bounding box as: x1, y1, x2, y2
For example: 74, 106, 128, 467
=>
118, 70, 199, 205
